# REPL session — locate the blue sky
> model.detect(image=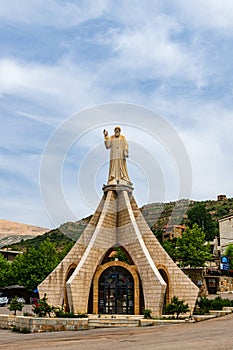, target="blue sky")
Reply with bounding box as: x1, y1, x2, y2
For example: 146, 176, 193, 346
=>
0, 0, 233, 228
